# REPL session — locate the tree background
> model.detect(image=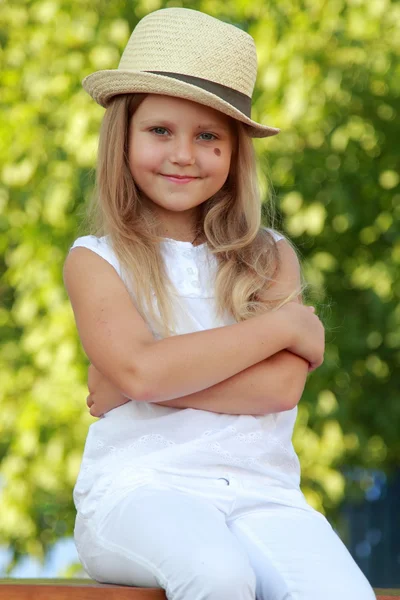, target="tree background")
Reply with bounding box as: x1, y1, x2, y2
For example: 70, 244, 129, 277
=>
1, 0, 399, 577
